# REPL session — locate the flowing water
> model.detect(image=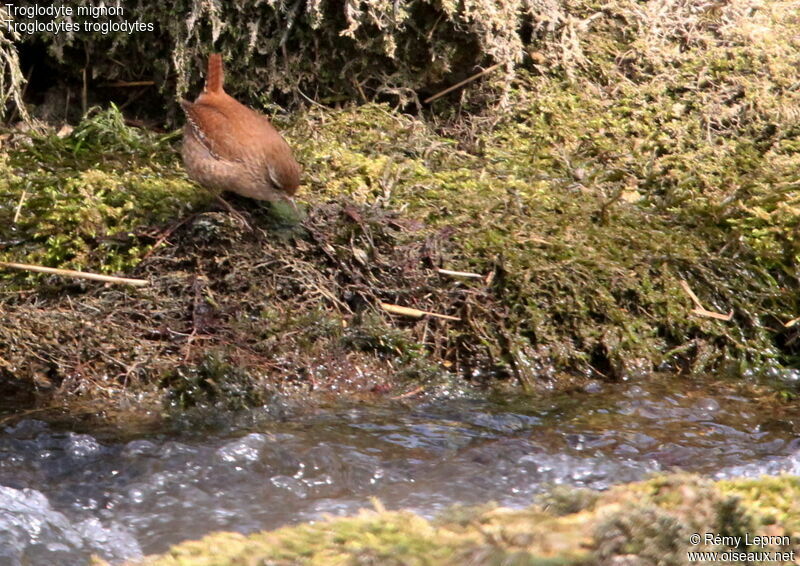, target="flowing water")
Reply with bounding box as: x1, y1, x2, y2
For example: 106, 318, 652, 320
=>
1, 374, 799, 564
